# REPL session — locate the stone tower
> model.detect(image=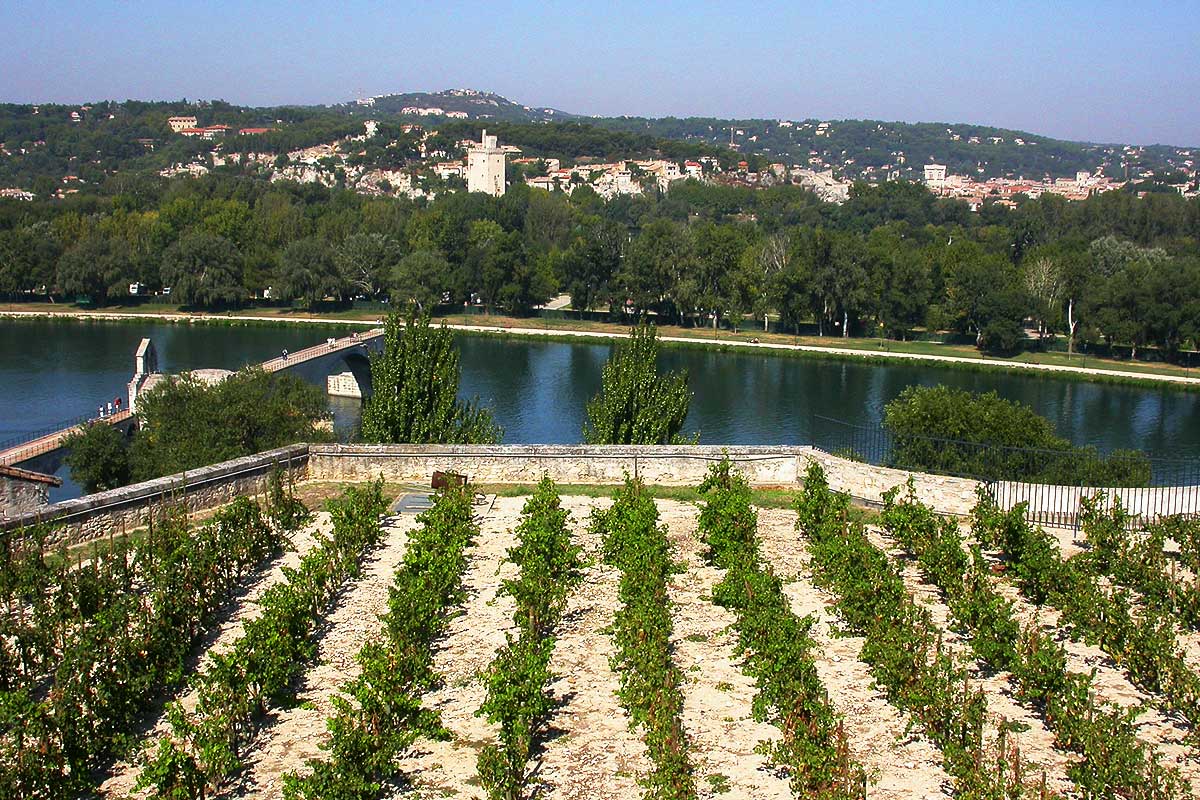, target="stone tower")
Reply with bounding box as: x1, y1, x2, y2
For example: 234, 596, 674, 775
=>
467, 129, 506, 196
